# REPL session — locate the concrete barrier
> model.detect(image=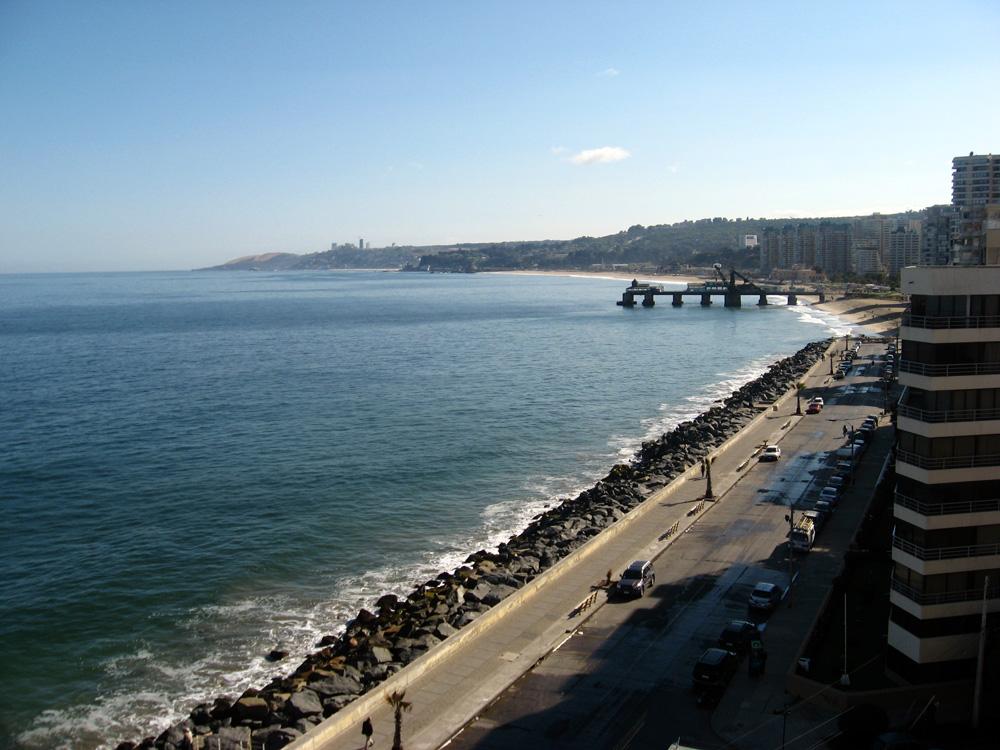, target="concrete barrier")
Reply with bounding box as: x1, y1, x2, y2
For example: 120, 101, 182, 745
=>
286, 341, 837, 749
